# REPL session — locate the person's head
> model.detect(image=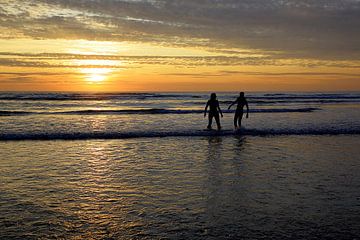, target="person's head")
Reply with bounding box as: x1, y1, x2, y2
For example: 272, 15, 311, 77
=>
240, 92, 245, 97
210, 93, 217, 100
